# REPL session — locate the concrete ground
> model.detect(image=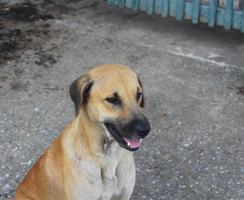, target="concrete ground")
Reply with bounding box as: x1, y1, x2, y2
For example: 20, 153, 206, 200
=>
0, 0, 244, 199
